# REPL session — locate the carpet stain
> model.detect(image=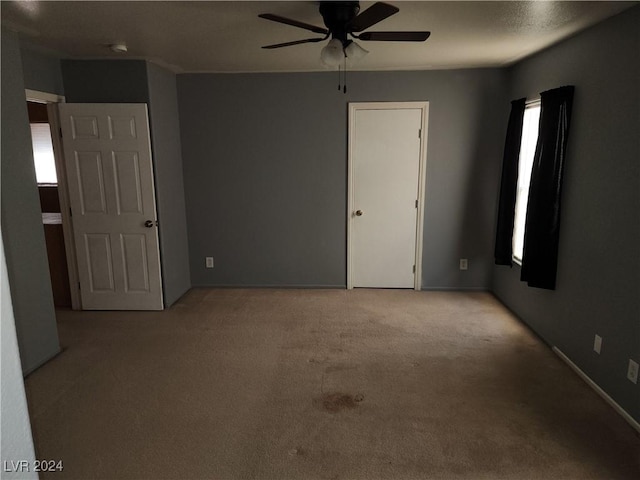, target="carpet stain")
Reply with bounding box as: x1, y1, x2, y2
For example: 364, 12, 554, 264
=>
314, 392, 363, 413
288, 447, 305, 457
308, 356, 328, 364
325, 364, 357, 374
